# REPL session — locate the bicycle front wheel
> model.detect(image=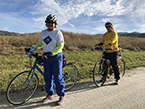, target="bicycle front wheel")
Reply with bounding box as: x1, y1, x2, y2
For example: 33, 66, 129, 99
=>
93, 60, 106, 87
62, 64, 78, 91
6, 71, 39, 105
117, 57, 125, 78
